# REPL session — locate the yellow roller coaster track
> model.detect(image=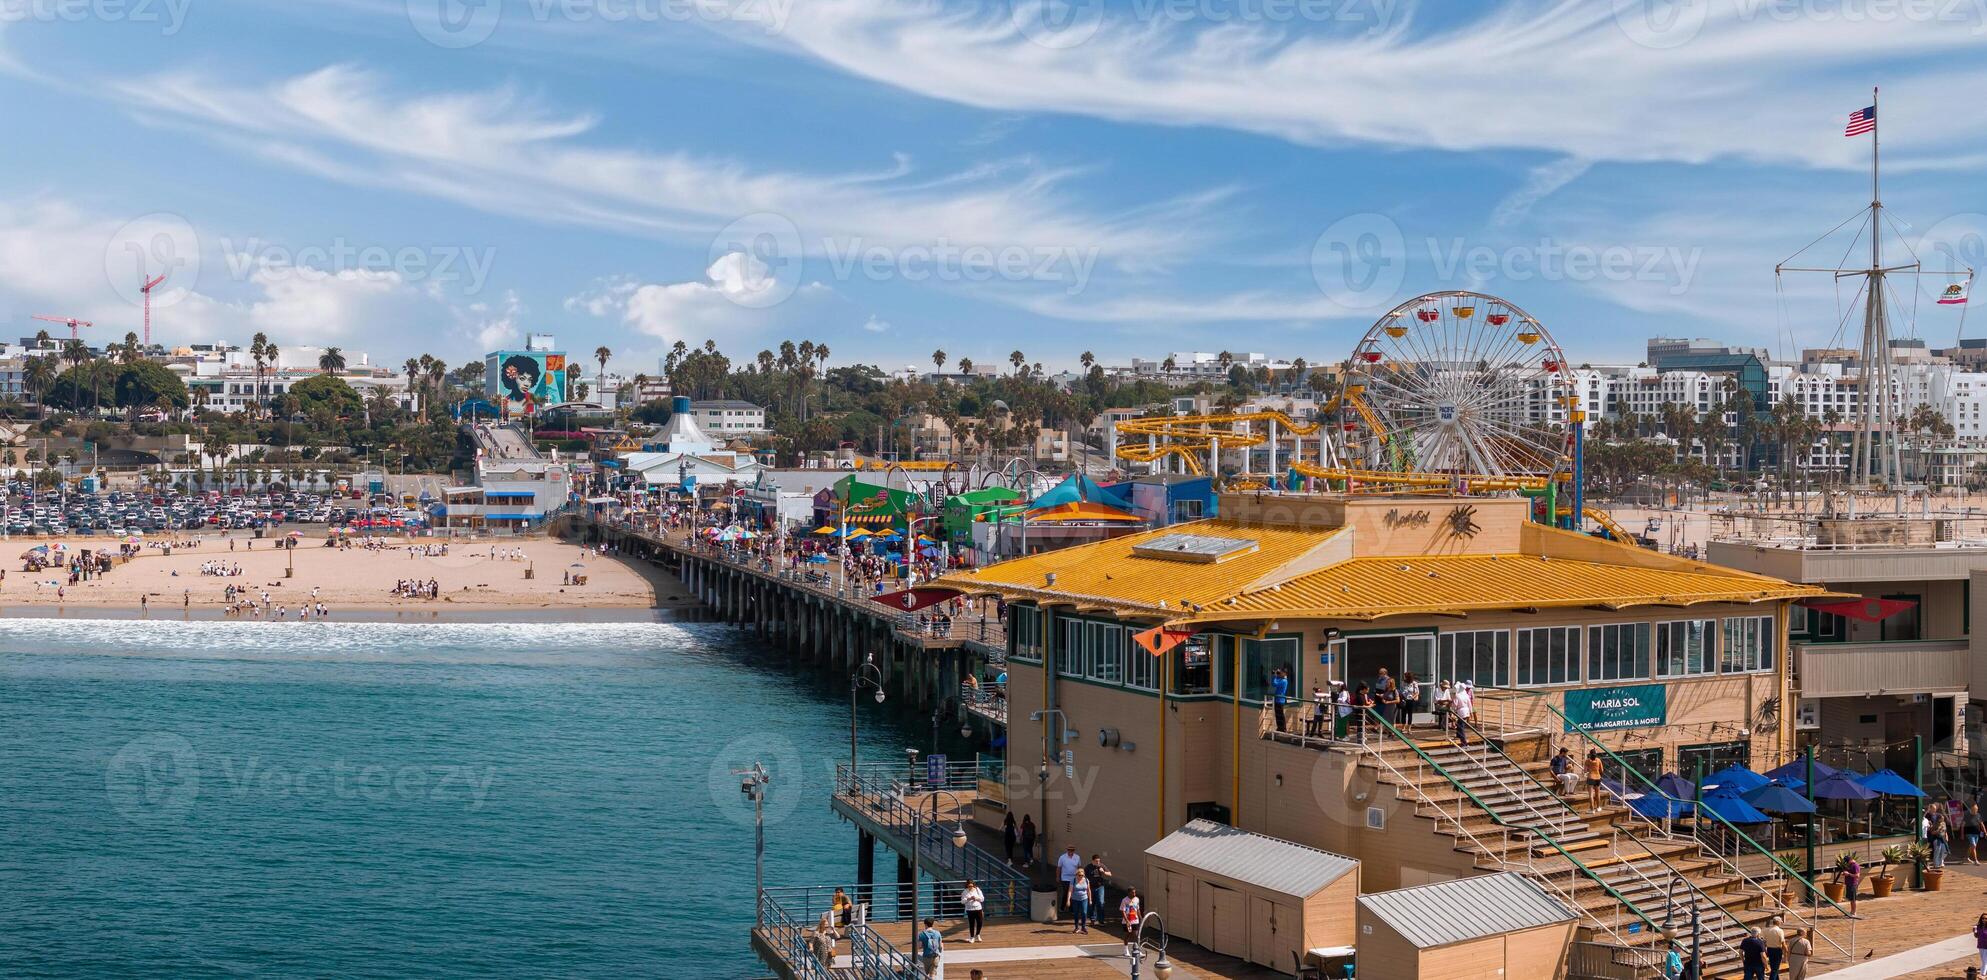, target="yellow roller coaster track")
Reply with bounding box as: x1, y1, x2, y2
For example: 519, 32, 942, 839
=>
1285, 462, 1555, 493
1113, 410, 1326, 478
854, 459, 955, 471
